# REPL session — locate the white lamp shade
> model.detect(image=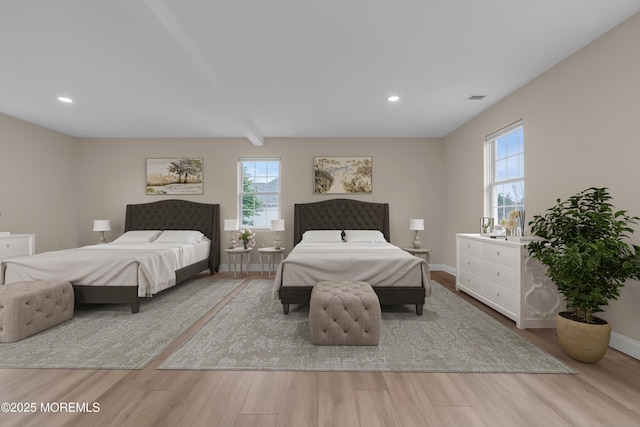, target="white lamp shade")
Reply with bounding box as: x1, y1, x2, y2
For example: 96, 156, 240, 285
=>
409, 219, 424, 231
224, 219, 239, 231
271, 219, 285, 231
93, 220, 111, 232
